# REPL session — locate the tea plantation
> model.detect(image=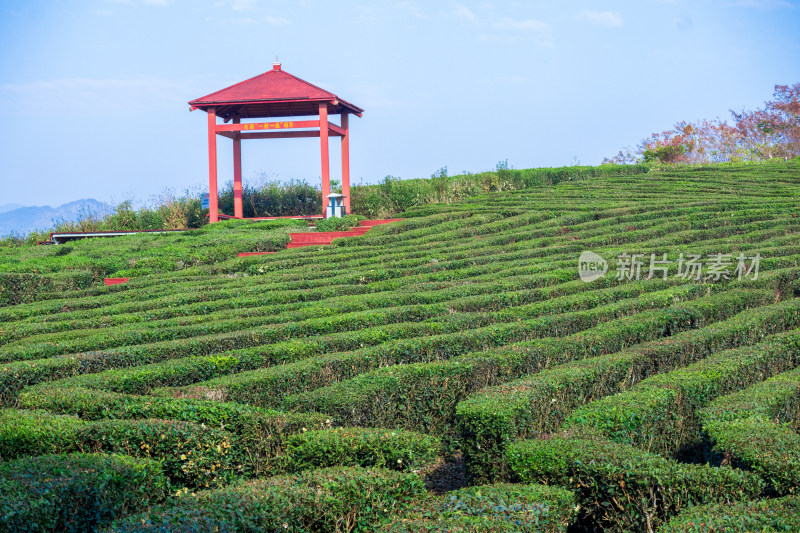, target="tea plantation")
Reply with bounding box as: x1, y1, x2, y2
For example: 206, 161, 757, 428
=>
1, 160, 799, 532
